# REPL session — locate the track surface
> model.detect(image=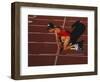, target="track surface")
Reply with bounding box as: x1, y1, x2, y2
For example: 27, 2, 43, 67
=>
28, 15, 88, 66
